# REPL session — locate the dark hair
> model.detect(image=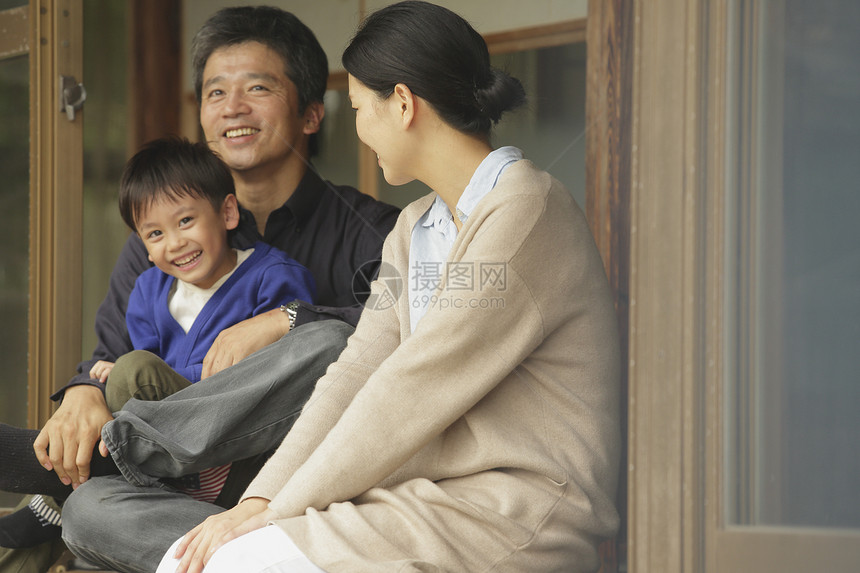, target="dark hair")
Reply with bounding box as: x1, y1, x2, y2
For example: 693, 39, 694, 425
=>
191, 6, 329, 156
119, 137, 235, 231
342, 1, 526, 137
191, 6, 328, 110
